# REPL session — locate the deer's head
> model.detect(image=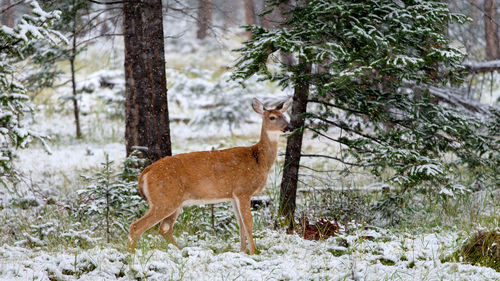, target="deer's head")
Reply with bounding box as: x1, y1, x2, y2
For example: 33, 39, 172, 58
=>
252, 98, 293, 133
